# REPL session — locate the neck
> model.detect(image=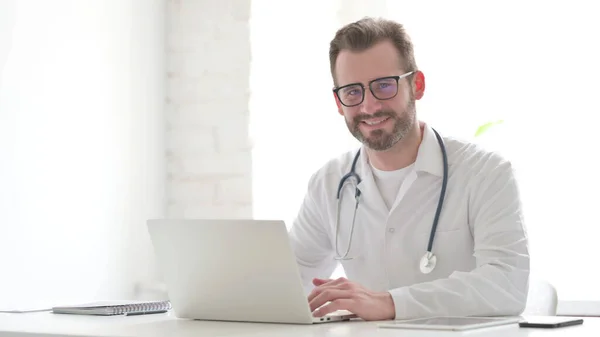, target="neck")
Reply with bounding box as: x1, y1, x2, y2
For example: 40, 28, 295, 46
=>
366, 122, 423, 171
